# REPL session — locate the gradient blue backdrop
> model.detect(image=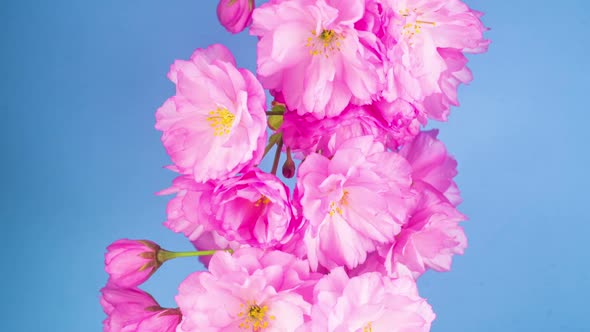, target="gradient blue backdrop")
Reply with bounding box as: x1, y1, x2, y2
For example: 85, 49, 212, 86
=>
2, 0, 589, 331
